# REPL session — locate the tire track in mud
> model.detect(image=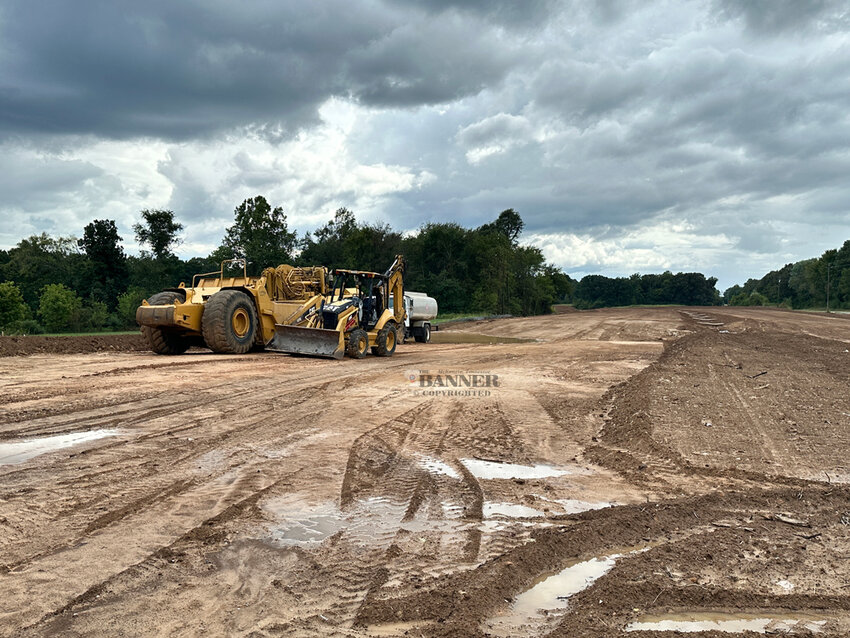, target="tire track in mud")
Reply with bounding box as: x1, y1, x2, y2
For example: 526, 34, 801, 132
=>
0, 356, 443, 573
237, 337, 675, 634
235, 402, 497, 635
4, 395, 451, 637
355, 485, 850, 637
3, 309, 723, 637
3, 461, 282, 636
